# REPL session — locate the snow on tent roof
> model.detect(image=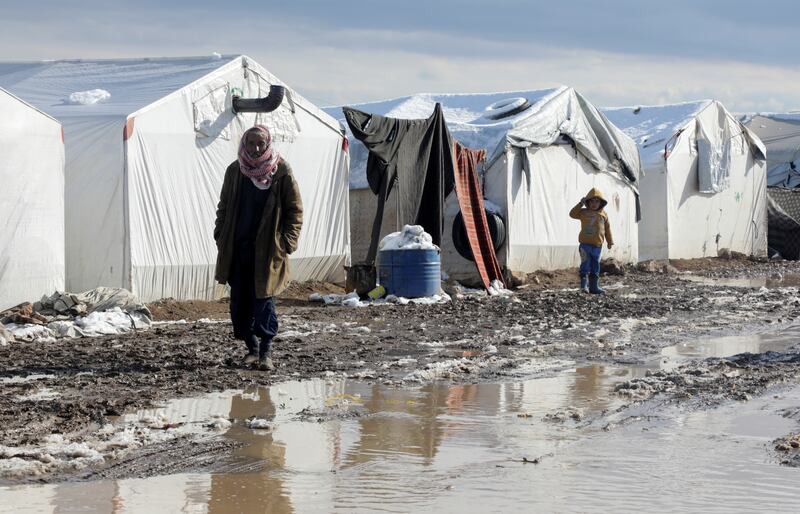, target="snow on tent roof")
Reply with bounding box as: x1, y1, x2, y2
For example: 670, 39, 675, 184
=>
328, 87, 640, 190
331, 88, 562, 147
0, 55, 241, 119
751, 112, 800, 124
325, 87, 596, 189
0, 54, 342, 142
602, 100, 712, 165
